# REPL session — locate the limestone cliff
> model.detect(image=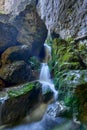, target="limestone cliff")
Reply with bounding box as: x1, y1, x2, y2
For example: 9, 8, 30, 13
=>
37, 0, 87, 38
